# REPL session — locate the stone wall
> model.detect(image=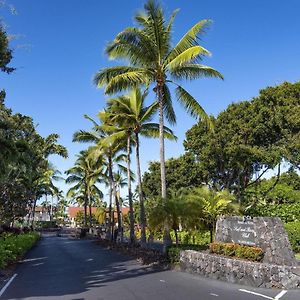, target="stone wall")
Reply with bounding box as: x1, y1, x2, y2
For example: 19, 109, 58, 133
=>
215, 216, 297, 266
180, 250, 300, 289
